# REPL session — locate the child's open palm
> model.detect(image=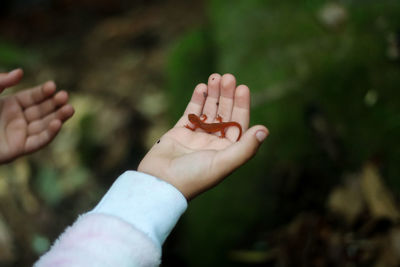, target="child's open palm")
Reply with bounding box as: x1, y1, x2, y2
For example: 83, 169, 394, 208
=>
138, 74, 268, 200
0, 69, 74, 163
